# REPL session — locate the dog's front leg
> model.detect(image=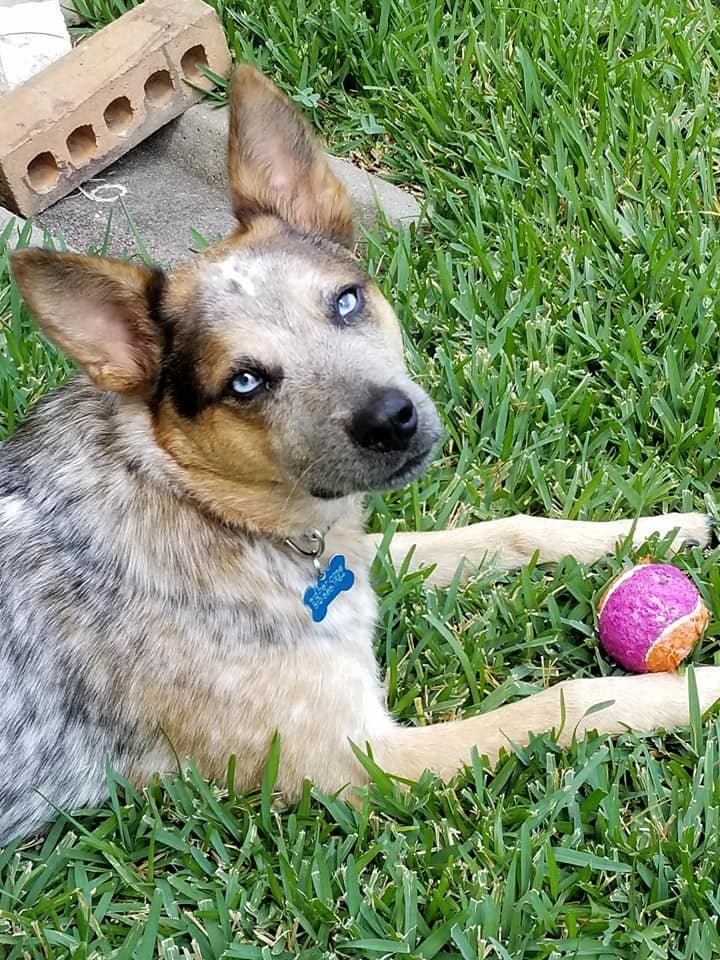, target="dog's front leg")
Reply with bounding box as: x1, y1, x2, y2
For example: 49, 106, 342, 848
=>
370, 667, 720, 781
369, 512, 714, 586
